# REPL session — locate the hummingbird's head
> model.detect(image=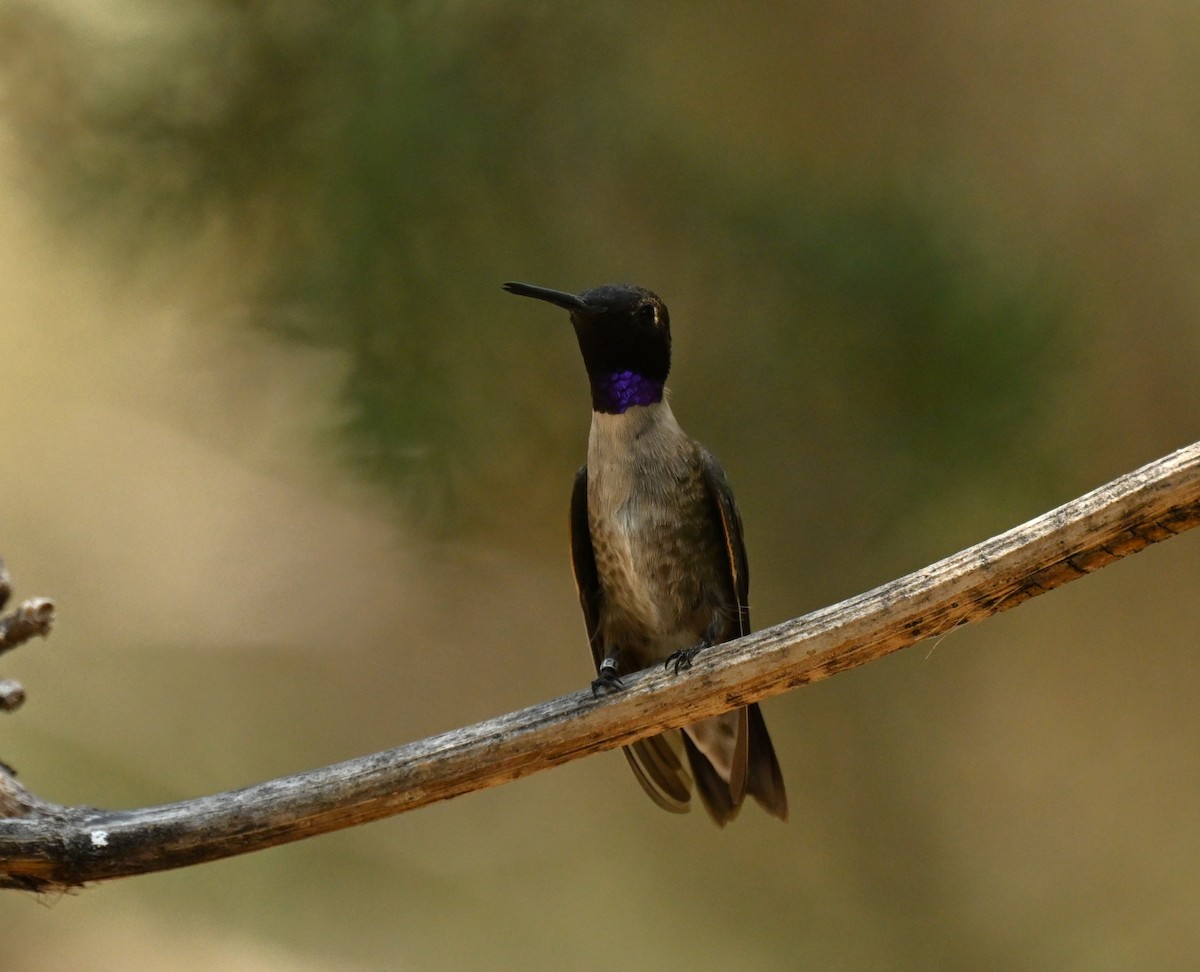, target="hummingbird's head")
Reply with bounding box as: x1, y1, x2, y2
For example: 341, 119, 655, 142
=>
503, 281, 671, 414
